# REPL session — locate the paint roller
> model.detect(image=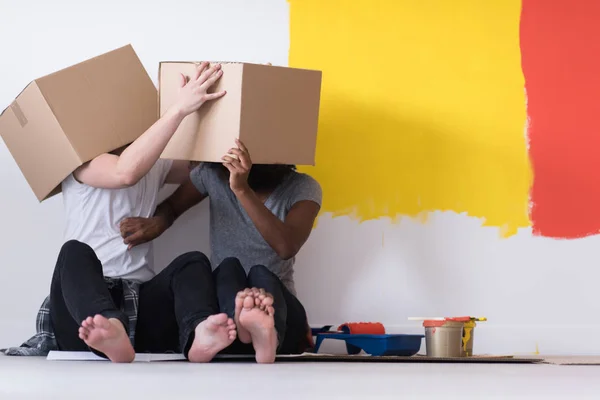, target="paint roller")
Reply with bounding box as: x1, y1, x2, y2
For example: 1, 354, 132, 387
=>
338, 322, 386, 335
